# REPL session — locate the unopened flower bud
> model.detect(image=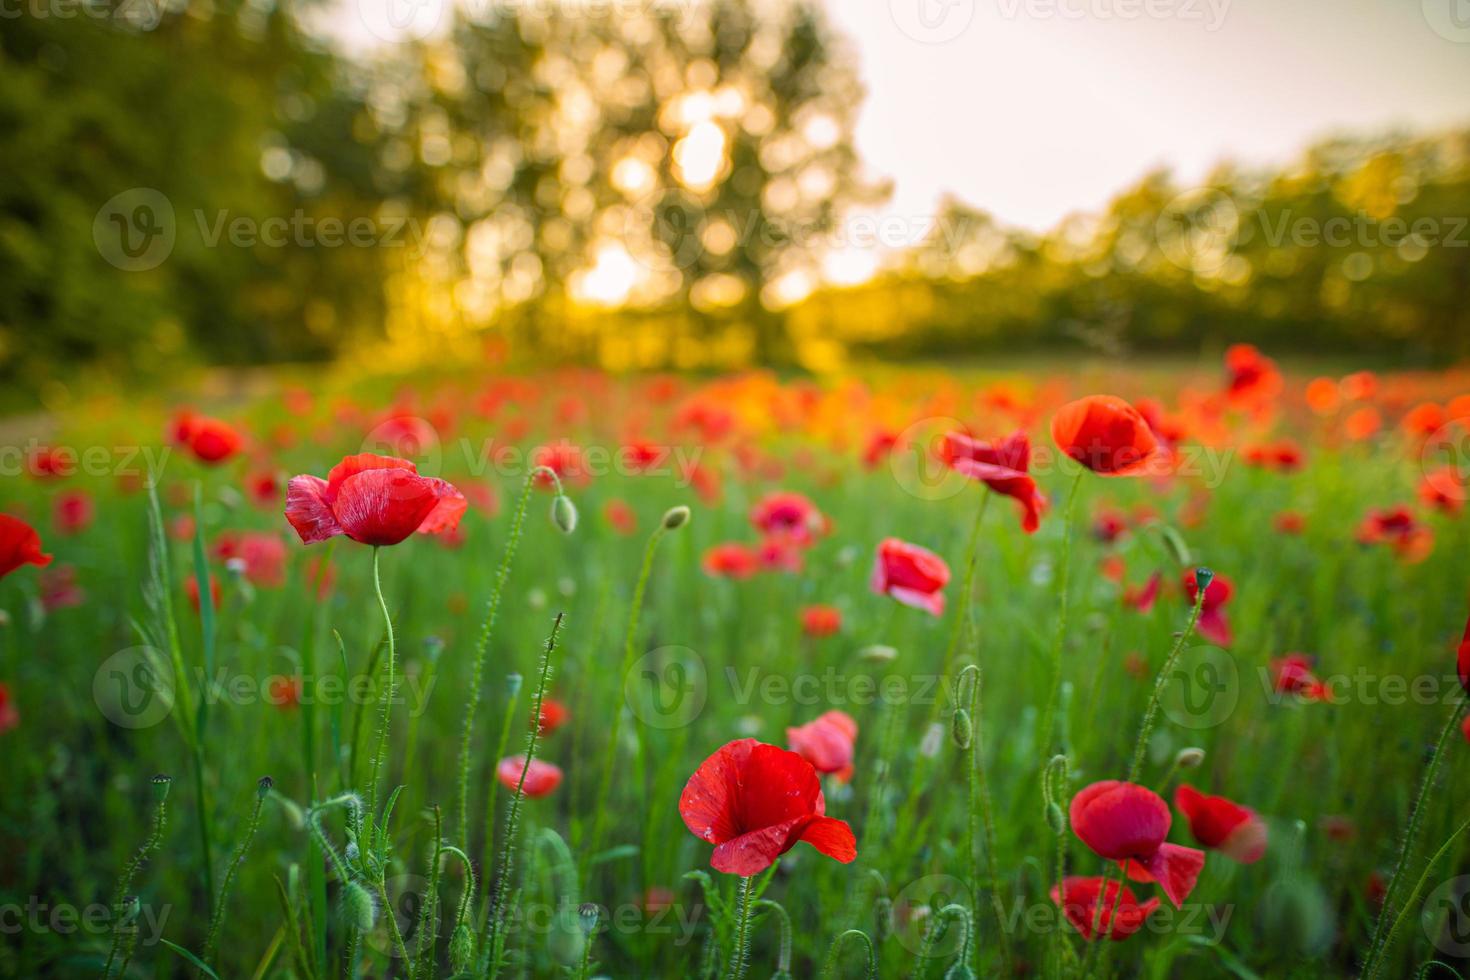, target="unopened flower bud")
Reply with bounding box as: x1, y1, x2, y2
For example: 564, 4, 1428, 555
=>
662, 505, 691, 530
448, 921, 475, 973
257, 775, 273, 799
343, 881, 376, 932
1193, 566, 1214, 593
345, 841, 360, 865
951, 708, 972, 749
1175, 747, 1206, 769
551, 494, 578, 534
150, 774, 172, 802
